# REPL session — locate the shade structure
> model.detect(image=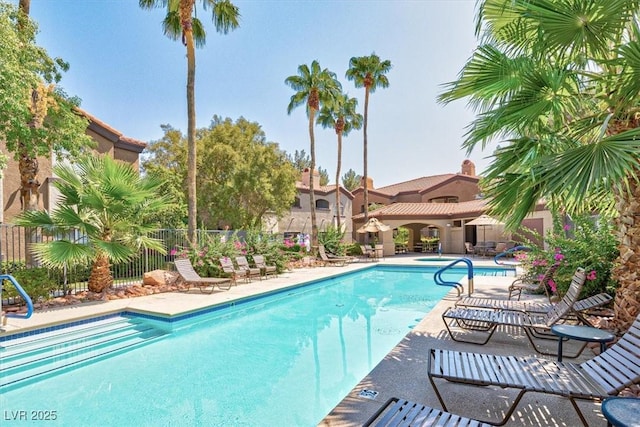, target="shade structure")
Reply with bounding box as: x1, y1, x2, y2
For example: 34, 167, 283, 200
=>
356, 217, 391, 233
467, 215, 504, 243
